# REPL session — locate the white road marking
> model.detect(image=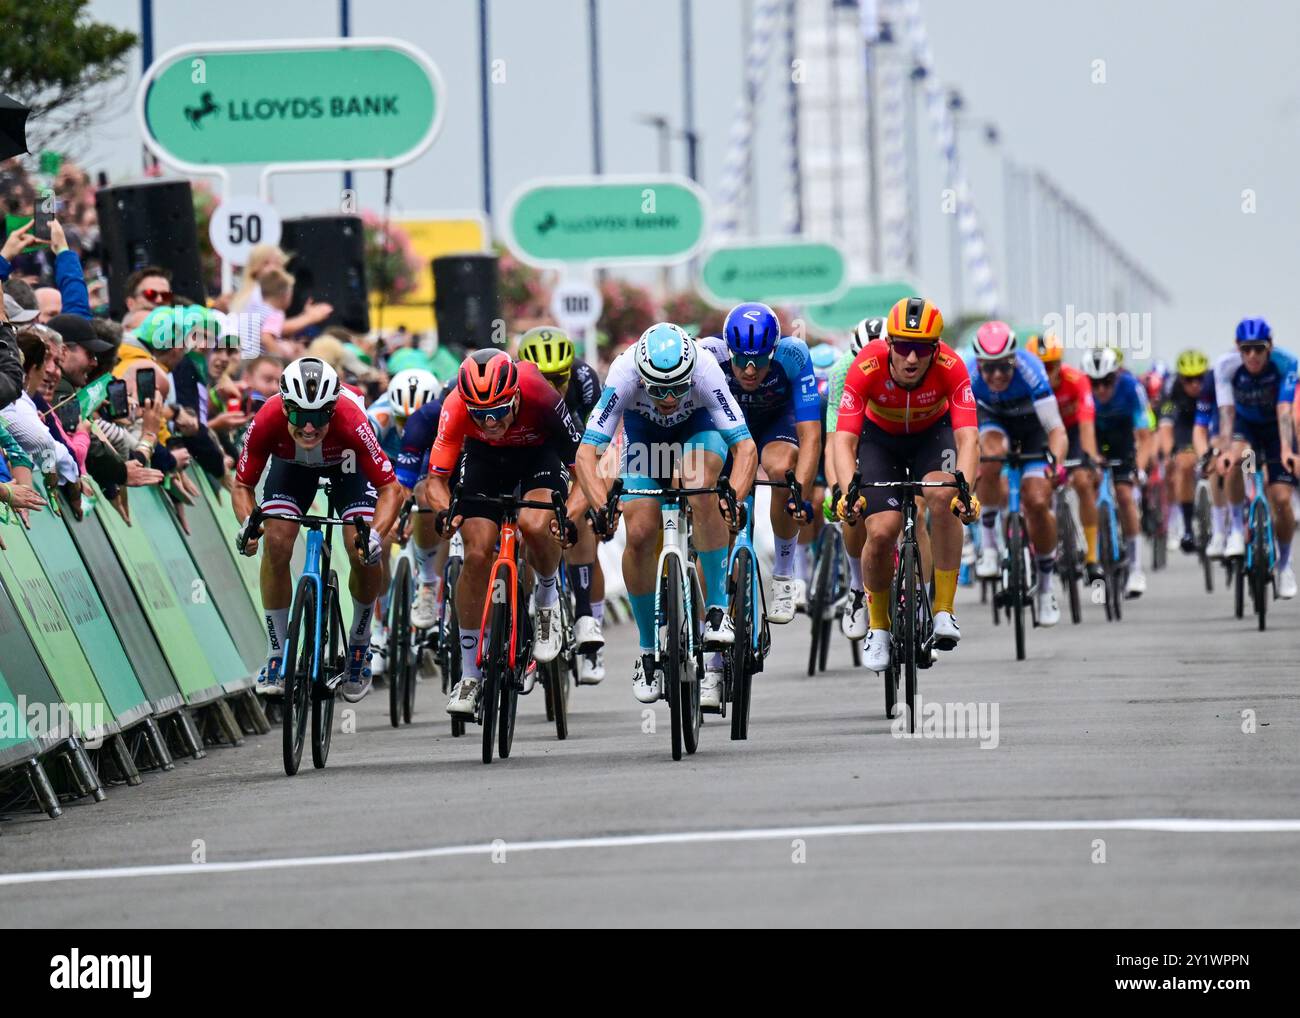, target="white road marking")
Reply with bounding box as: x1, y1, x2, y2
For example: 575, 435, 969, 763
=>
3, 818, 1299, 888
